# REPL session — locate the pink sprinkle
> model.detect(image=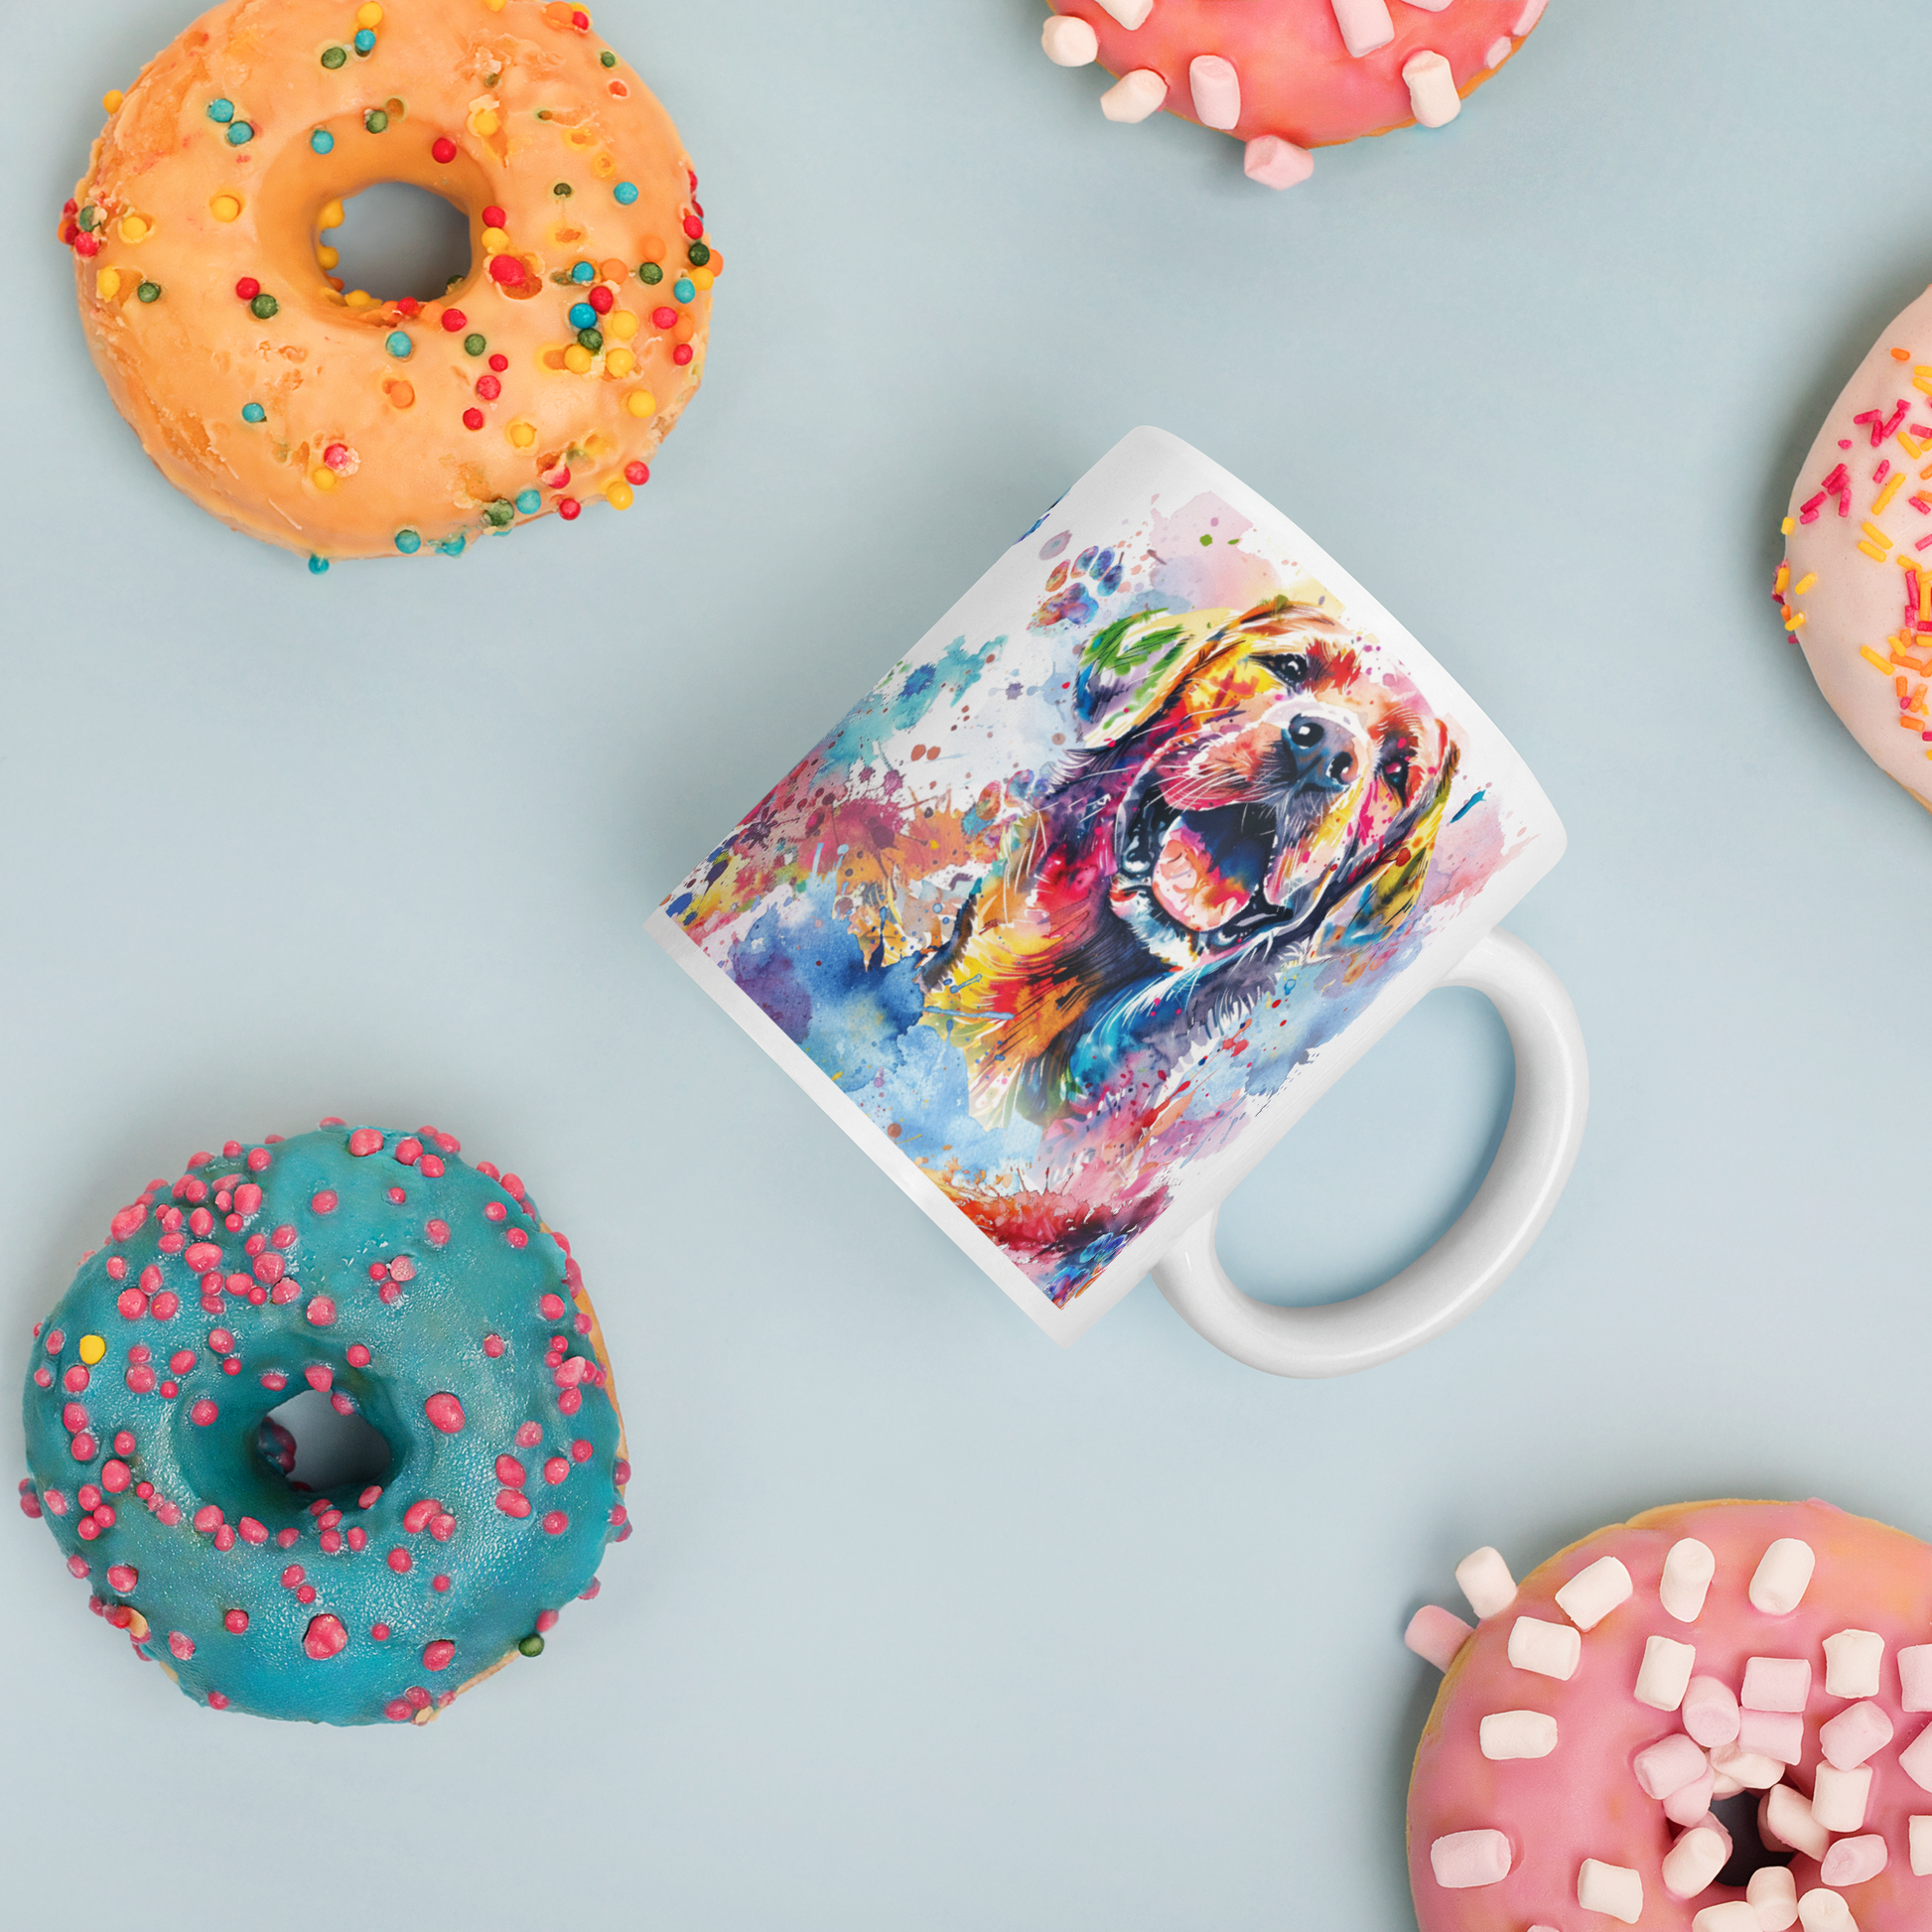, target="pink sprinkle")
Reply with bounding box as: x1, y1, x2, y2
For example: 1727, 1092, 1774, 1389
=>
281, 1564, 305, 1587
483, 1333, 506, 1358
484, 1202, 507, 1223
109, 1203, 148, 1242
106, 1563, 138, 1591
116, 1289, 149, 1320
190, 1400, 218, 1427
253, 1252, 284, 1286
496, 1488, 532, 1518
496, 1454, 527, 1487
385, 1700, 412, 1722
207, 1691, 229, 1710
514, 1421, 542, 1448
431, 1573, 451, 1591
423, 1638, 456, 1671
295, 1584, 316, 1603
535, 1609, 558, 1632
403, 1498, 440, 1533
17, 1488, 44, 1521
543, 1456, 568, 1484
224, 1609, 248, 1633
168, 1630, 195, 1661
259, 1370, 288, 1391
423, 1392, 465, 1435
387, 1548, 412, 1572
246, 1149, 270, 1173
429, 1513, 455, 1542
371, 1622, 391, 1641
306, 1297, 338, 1327
558, 1387, 582, 1416
302, 1613, 348, 1660
358, 1484, 382, 1507
312, 1190, 339, 1214
212, 1523, 235, 1551
347, 1129, 382, 1157
69, 1433, 98, 1461
330, 1392, 353, 1416
539, 1294, 566, 1320
320, 1529, 343, 1554
570, 1440, 594, 1462
394, 1138, 423, 1166
105, 1256, 127, 1281
151, 1292, 179, 1320
63, 1365, 89, 1393
425, 1219, 450, 1247
388, 1257, 415, 1283
541, 1510, 568, 1535
305, 1364, 333, 1392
